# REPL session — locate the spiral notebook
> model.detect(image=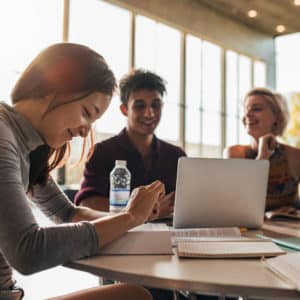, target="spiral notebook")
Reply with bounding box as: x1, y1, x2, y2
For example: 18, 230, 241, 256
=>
177, 240, 286, 258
